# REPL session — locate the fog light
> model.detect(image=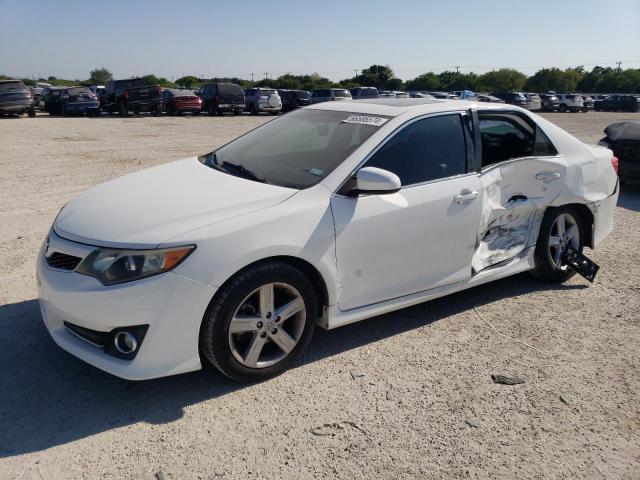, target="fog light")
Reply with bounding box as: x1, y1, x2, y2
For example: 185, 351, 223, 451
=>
114, 331, 137, 354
